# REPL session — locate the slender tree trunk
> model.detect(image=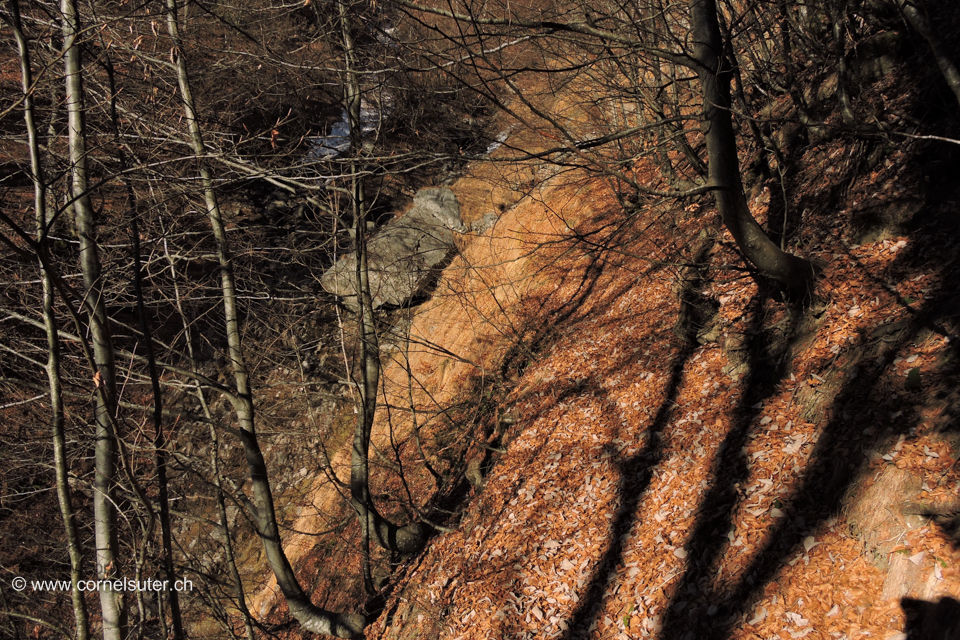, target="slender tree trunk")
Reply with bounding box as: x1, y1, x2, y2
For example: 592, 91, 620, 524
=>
61, 1, 126, 636
8, 2, 90, 638
689, 0, 816, 293
339, 0, 428, 559
895, 0, 960, 109
163, 1, 364, 635
129, 125, 187, 640
162, 212, 258, 640
99, 48, 187, 639
210, 424, 258, 640
829, 2, 857, 127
